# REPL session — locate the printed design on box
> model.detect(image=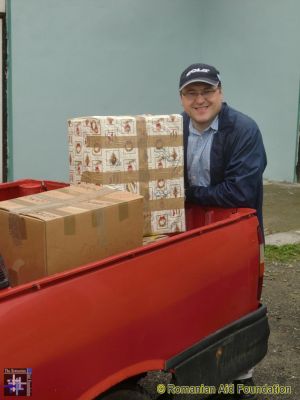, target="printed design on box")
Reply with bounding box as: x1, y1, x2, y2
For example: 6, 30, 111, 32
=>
148, 178, 183, 200
68, 118, 101, 136
102, 117, 135, 137
68, 117, 140, 182
152, 209, 185, 233
147, 146, 183, 170
68, 114, 185, 234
